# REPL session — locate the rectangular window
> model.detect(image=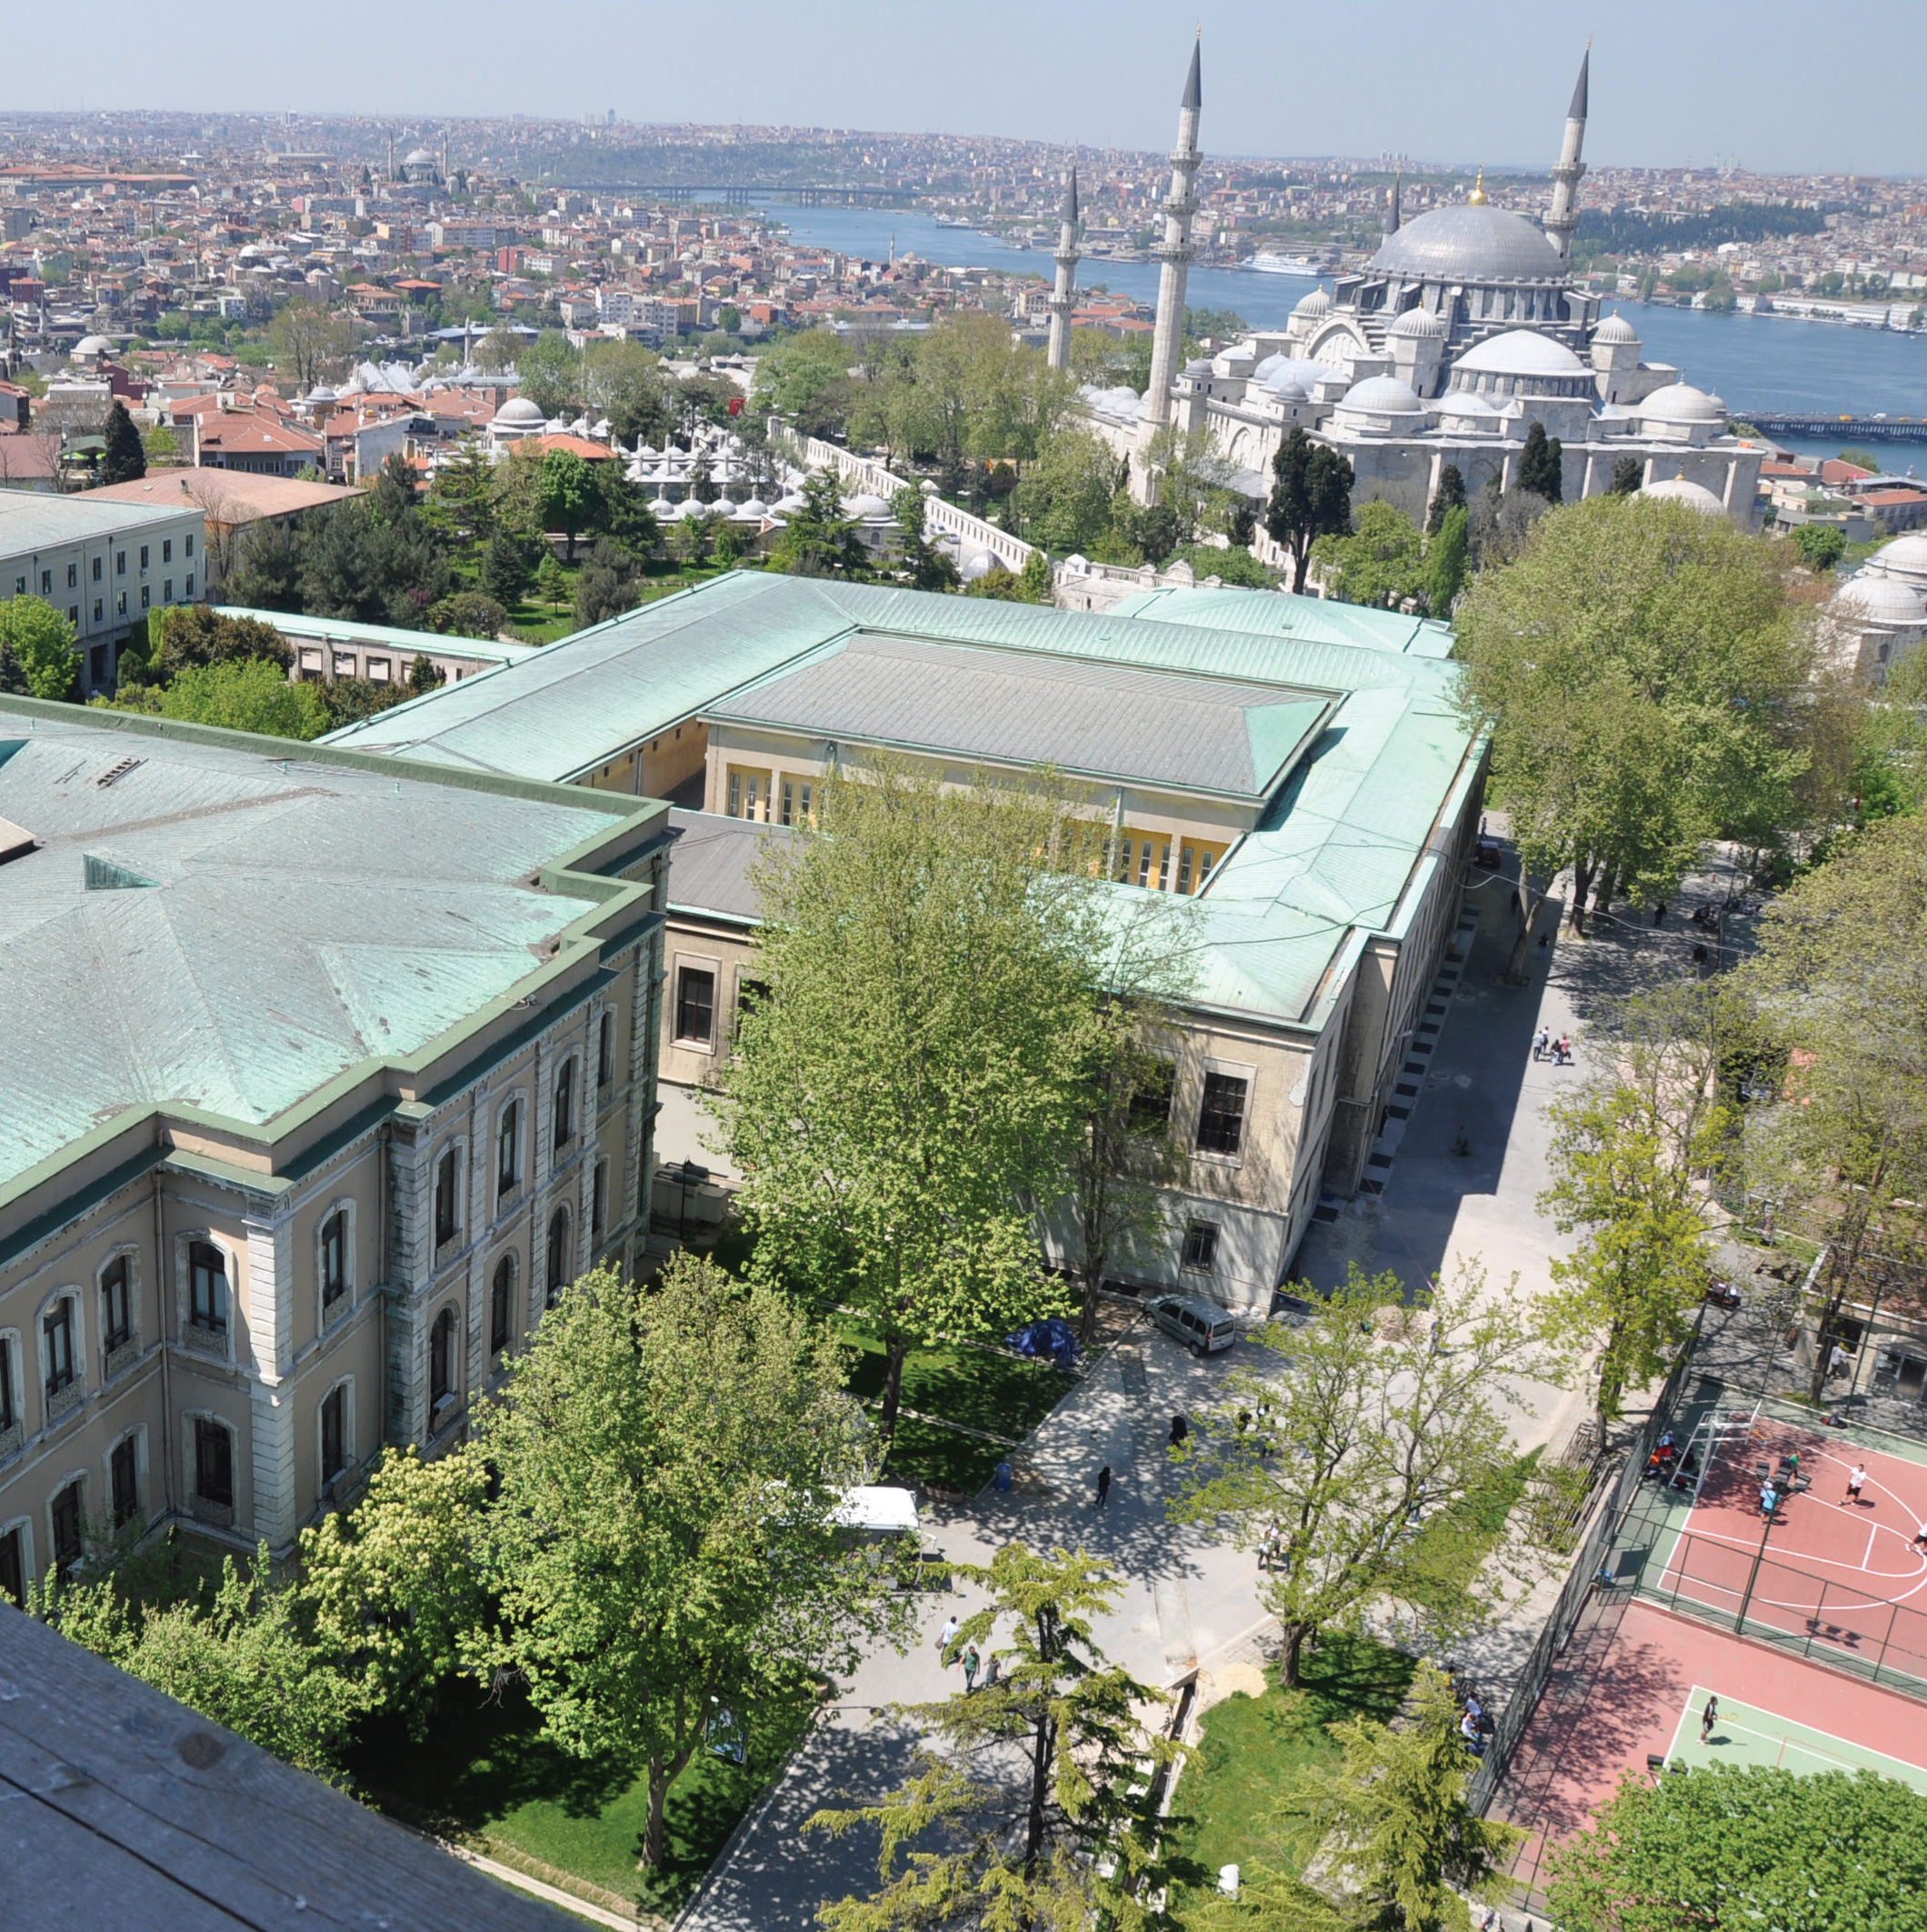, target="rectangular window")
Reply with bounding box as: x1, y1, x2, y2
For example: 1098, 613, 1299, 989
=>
115, 550, 125, 576
164, 580, 174, 602
675, 966, 715, 1045
185, 573, 195, 598
1115, 837, 1133, 883
1138, 842, 1154, 887
321, 1212, 347, 1307
140, 545, 150, 569
1178, 846, 1194, 894
554, 1061, 575, 1152
780, 778, 795, 826
68, 607, 78, 627
434, 1148, 459, 1246
1196, 1072, 1249, 1156
0, 1526, 21, 1608
189, 1241, 228, 1336
111, 1436, 139, 1526
321, 1386, 347, 1484
92, 599, 103, 623
367, 656, 390, 682
797, 780, 813, 823
162, 538, 173, 564
91, 556, 102, 581
185, 534, 196, 557
140, 586, 150, 609
195, 1418, 233, 1507
0, 1336, 14, 1433
592, 1160, 607, 1243
726, 771, 741, 817
1183, 1222, 1220, 1271
101, 1257, 131, 1353
491, 1261, 514, 1356
117, 591, 126, 616
744, 773, 760, 820
497, 1099, 521, 1196
1199, 849, 1216, 887
1157, 843, 1171, 890
1128, 1059, 1176, 1136
66, 563, 77, 588
39, 570, 50, 596
14, 576, 25, 596
51, 1483, 82, 1574
44, 1300, 75, 1397
597, 1010, 615, 1088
